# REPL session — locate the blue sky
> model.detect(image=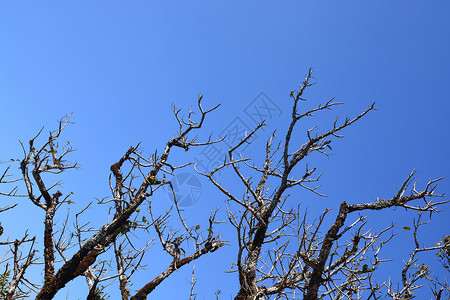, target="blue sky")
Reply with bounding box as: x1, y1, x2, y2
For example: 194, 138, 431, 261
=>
0, 1, 449, 299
